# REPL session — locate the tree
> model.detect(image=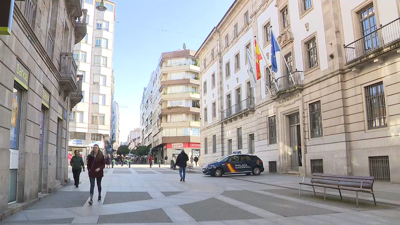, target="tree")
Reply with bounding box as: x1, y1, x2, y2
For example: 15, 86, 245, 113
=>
117, 145, 130, 155
134, 146, 150, 156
